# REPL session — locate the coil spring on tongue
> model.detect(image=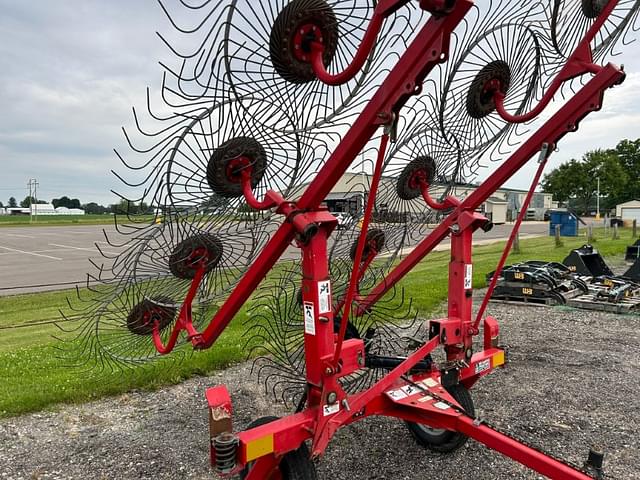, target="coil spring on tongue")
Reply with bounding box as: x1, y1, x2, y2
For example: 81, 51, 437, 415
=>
213, 432, 239, 474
